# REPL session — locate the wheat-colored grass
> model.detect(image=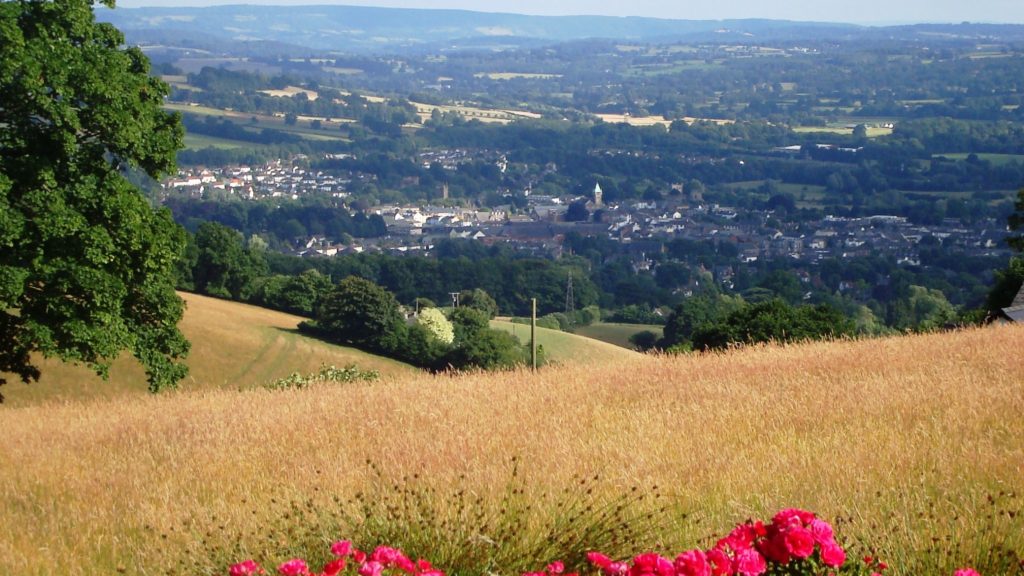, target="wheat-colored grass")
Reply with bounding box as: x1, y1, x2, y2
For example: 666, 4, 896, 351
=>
1, 325, 1022, 575
0, 292, 415, 407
